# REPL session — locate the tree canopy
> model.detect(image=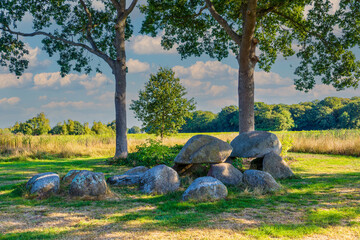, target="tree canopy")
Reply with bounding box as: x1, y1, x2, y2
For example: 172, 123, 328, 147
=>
140, 0, 360, 132
130, 67, 196, 139
0, 0, 139, 159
